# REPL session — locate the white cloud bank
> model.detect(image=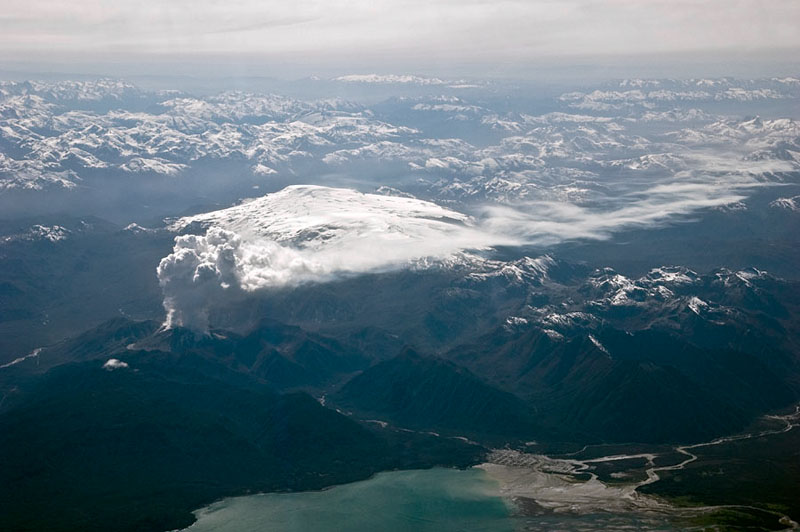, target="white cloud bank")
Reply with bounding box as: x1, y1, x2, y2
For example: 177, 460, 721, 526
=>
1, 1, 798, 63
157, 181, 754, 331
